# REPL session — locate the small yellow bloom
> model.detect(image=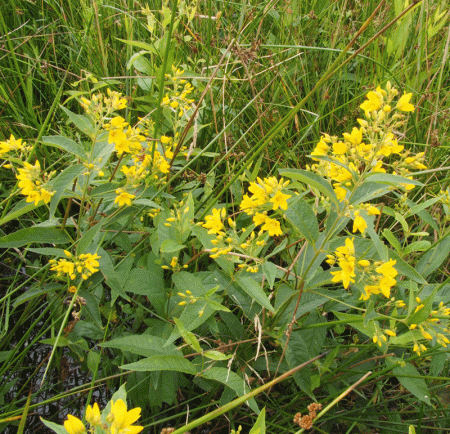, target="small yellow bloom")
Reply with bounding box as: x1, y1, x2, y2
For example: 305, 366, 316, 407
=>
252, 212, 267, 226
360, 90, 382, 115
202, 208, 225, 234
261, 217, 283, 237
114, 189, 135, 207
332, 141, 347, 155
352, 214, 367, 234
86, 402, 101, 427
367, 206, 380, 216
270, 190, 291, 210
396, 93, 414, 112
108, 399, 143, 434
64, 415, 86, 434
